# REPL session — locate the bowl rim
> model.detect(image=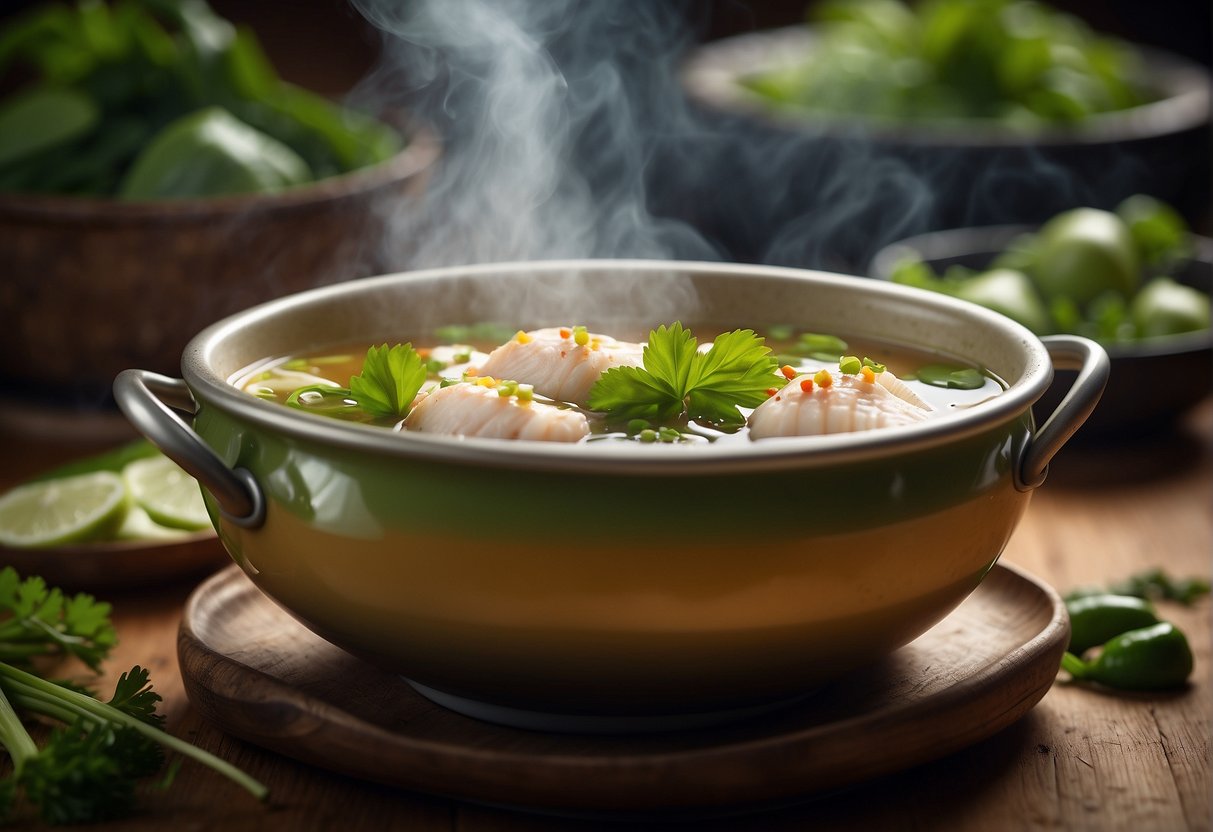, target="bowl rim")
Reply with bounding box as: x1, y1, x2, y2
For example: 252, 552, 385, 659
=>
0, 122, 441, 222
868, 225, 1213, 359
681, 26, 1212, 149
180, 259, 1055, 476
